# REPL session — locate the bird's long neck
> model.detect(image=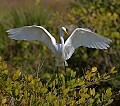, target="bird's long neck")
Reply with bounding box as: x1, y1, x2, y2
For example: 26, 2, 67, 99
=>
60, 28, 66, 61
60, 28, 64, 45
